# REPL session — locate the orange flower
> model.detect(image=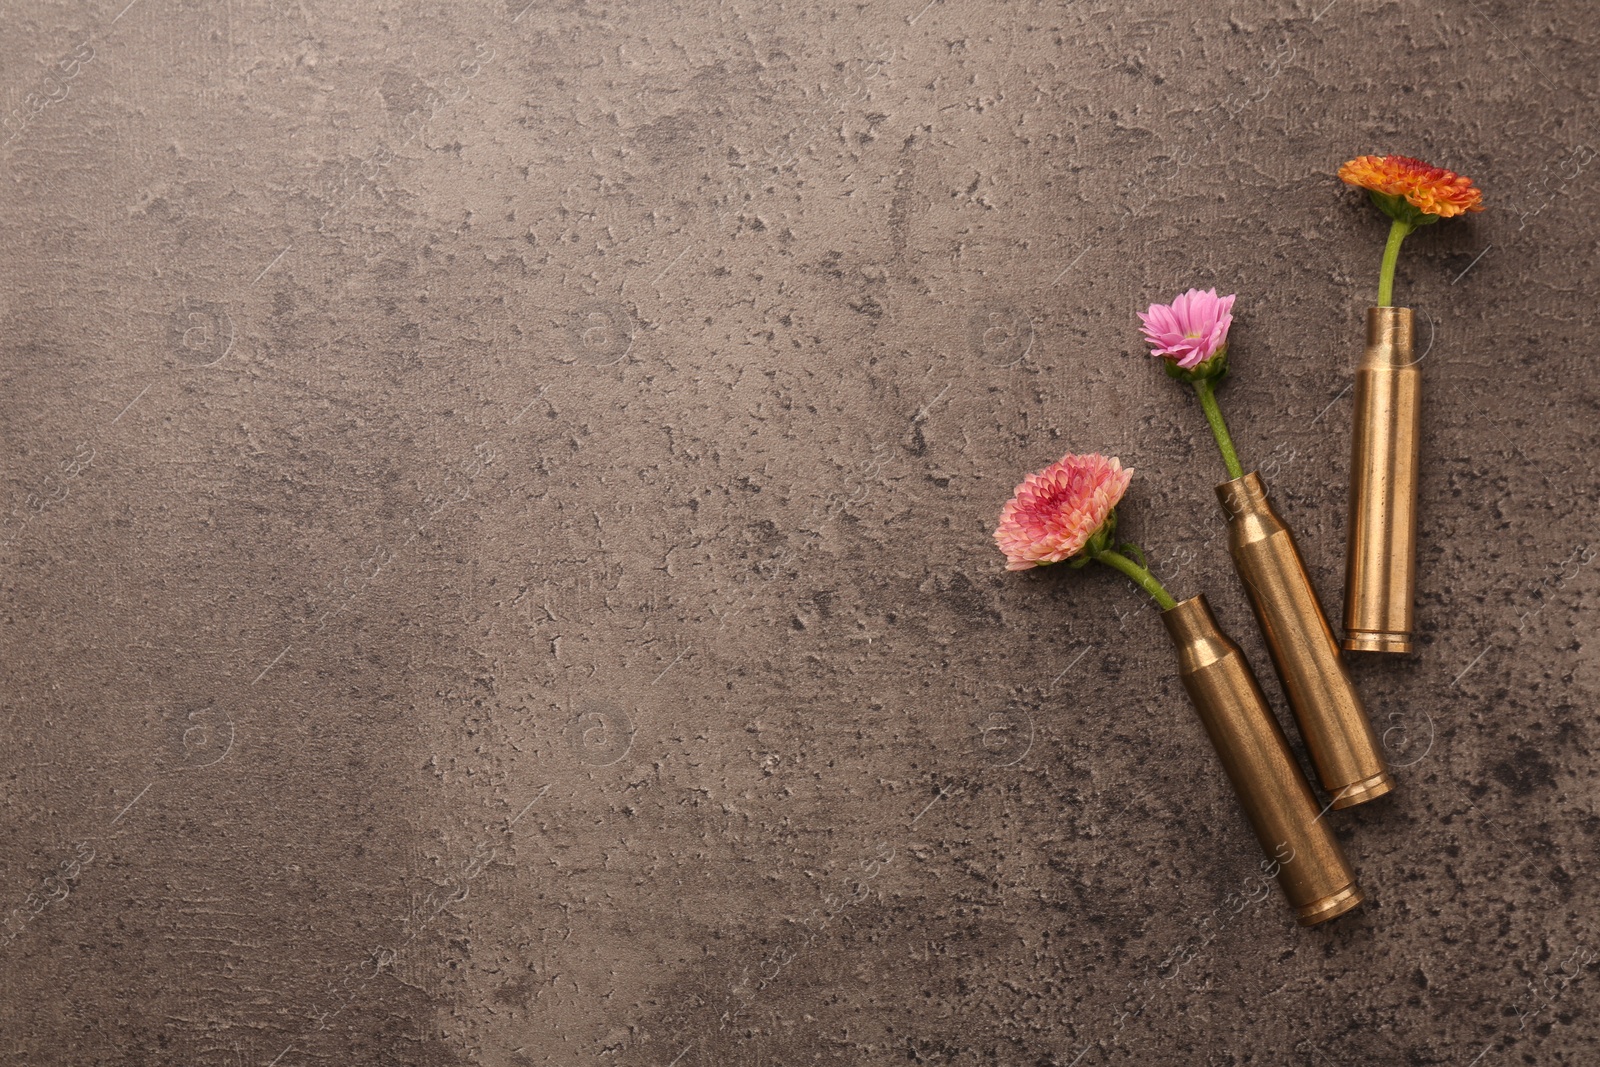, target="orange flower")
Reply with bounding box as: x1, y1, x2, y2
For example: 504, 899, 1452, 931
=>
1338, 154, 1484, 220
